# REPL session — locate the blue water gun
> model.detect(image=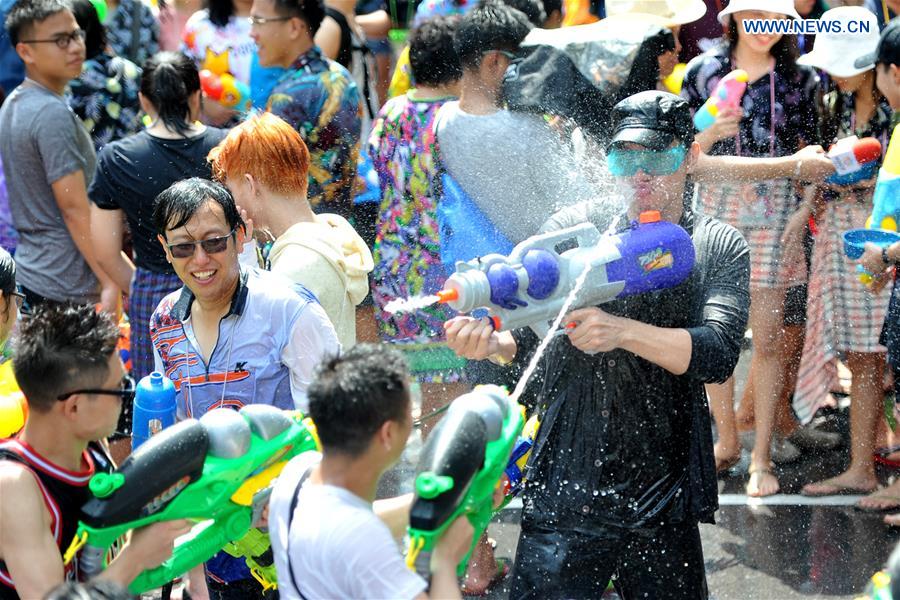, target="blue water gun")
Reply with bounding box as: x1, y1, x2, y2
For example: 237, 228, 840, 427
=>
436, 211, 696, 336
